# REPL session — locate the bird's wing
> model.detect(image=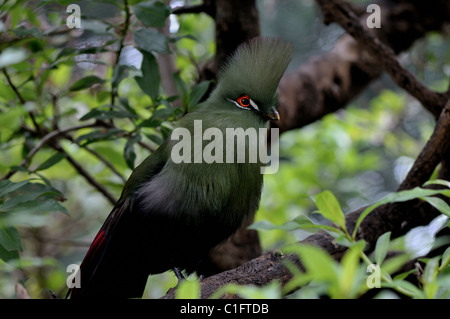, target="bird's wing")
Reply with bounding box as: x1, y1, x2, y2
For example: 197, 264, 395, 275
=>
67, 144, 169, 298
